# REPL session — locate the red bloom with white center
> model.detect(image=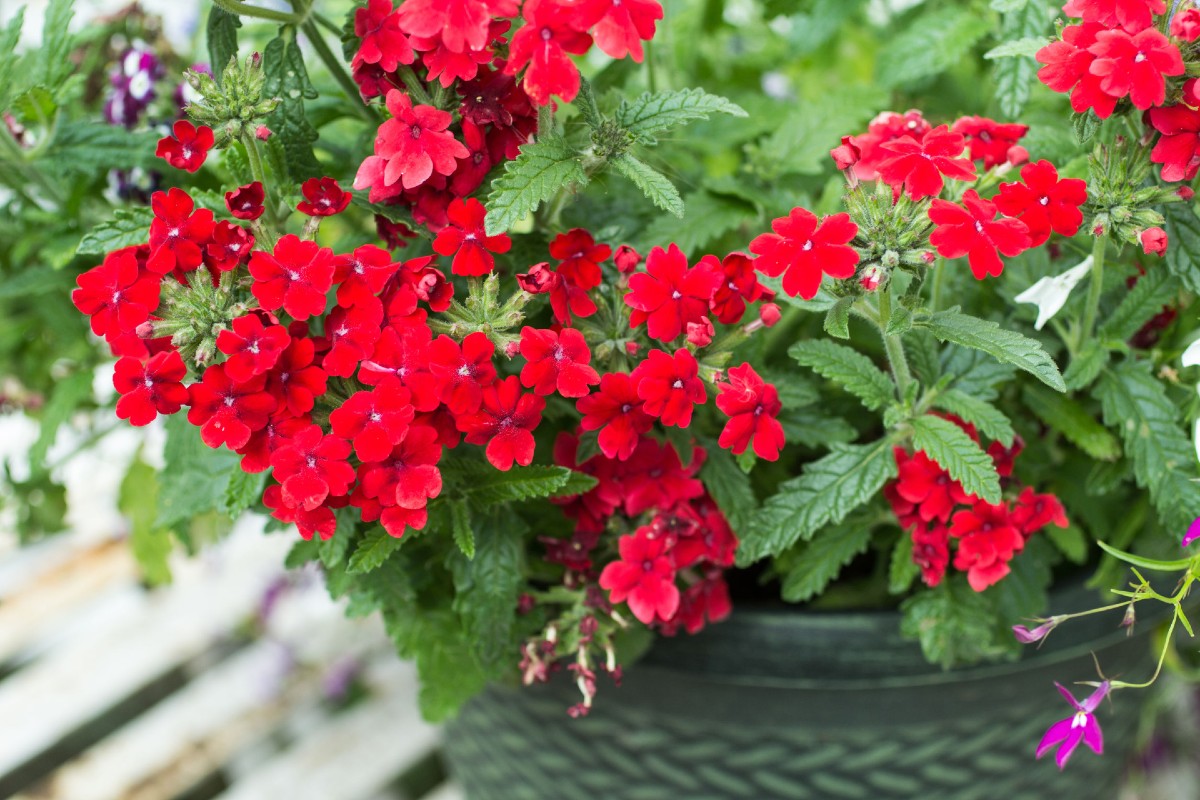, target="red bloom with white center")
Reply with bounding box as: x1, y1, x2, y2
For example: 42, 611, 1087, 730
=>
264, 334, 328, 417
359, 322, 440, 410
631, 348, 706, 428
330, 377, 415, 463
599, 527, 679, 625
354, 0, 414, 72
928, 190, 1033, 280
237, 413, 308, 474
269, 424, 356, 511
704, 251, 770, 325
216, 314, 291, 383
333, 244, 400, 307
877, 125, 977, 201
849, 109, 932, 180
625, 244, 721, 341
505, 0, 593, 106
950, 500, 1025, 592
1011, 487, 1069, 536
894, 447, 975, 524
457, 375, 546, 470
354, 90, 469, 199
249, 234, 336, 320
577, 0, 663, 61
413, 26, 500, 87
147, 188, 215, 277
205, 221, 255, 274
432, 197, 512, 276
358, 424, 444, 537
1088, 27, 1183, 111
994, 160, 1088, 246
155, 120, 214, 173
750, 208, 859, 300
263, 484, 337, 540
322, 299, 385, 379
519, 326, 600, 398
396, 0, 516, 53
429, 332, 497, 414
950, 116, 1029, 169
1062, 0, 1165, 29
186, 365, 277, 450
519, 262, 598, 327
72, 248, 161, 340
1148, 104, 1200, 182
225, 182, 265, 221
715, 363, 785, 461
1036, 23, 1117, 119
577, 372, 654, 461
297, 177, 352, 217
550, 228, 611, 290
113, 351, 188, 426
